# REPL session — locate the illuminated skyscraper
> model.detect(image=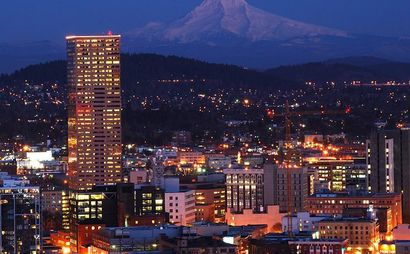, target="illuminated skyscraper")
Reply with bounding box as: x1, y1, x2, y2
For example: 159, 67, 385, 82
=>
66, 34, 122, 190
